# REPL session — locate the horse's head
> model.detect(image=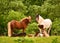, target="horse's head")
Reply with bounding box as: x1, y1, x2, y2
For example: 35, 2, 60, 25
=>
27, 16, 31, 22
36, 14, 39, 21
36, 14, 44, 24
25, 16, 31, 23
